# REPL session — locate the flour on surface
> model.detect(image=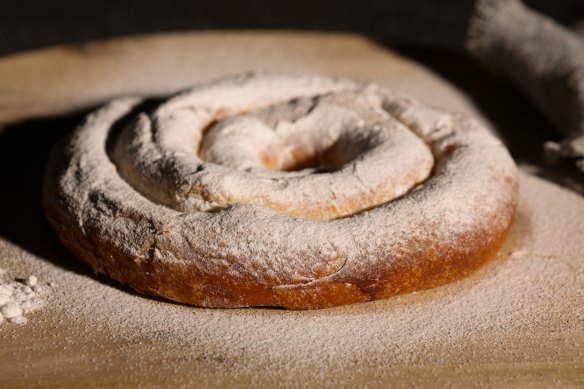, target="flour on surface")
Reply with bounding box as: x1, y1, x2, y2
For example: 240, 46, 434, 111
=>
0, 269, 48, 326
